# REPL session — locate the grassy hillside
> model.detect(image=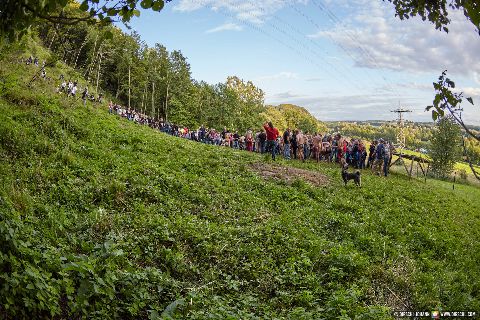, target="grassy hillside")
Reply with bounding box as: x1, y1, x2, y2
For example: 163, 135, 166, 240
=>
1, 42, 480, 319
